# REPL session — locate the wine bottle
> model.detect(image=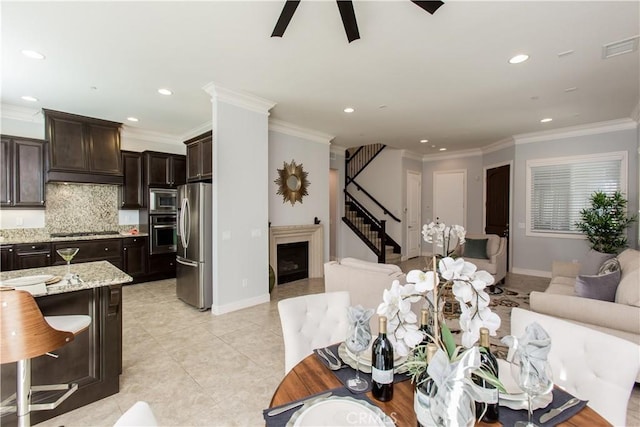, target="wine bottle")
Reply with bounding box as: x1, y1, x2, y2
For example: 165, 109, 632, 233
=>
419, 308, 433, 345
473, 327, 499, 423
371, 316, 394, 401
416, 344, 438, 427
